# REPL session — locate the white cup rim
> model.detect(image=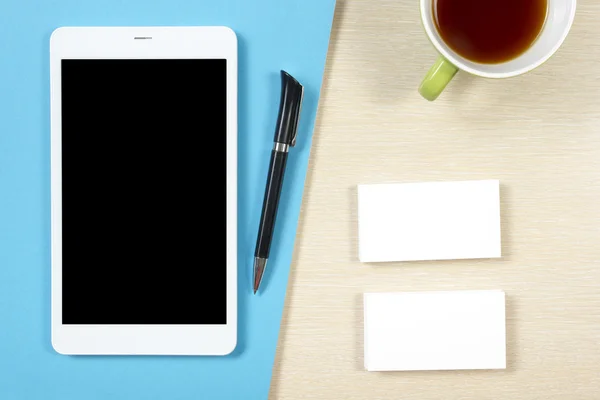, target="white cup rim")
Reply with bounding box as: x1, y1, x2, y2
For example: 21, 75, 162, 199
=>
420, 0, 577, 78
